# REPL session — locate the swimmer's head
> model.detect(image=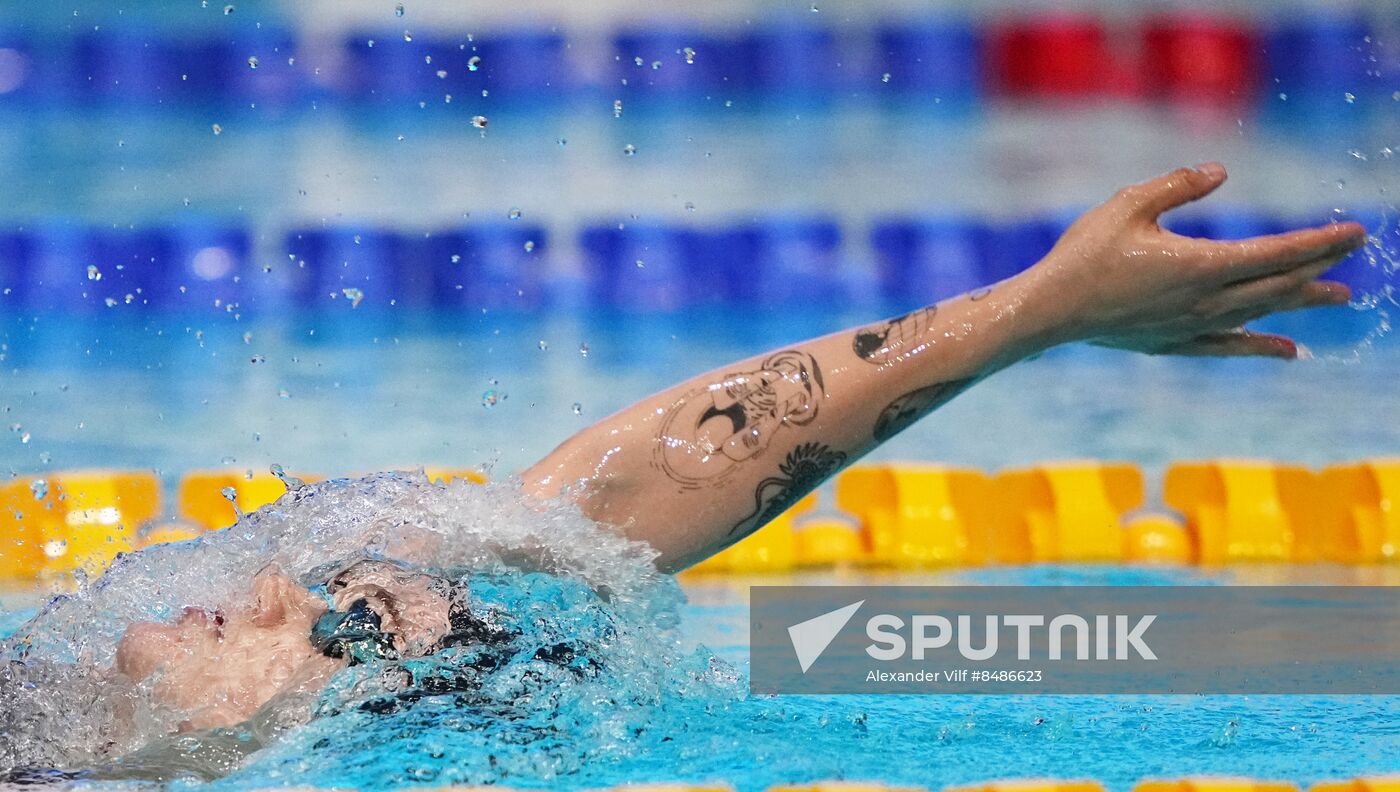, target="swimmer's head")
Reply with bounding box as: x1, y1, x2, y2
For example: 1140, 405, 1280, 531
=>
113, 560, 475, 732
114, 566, 343, 732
